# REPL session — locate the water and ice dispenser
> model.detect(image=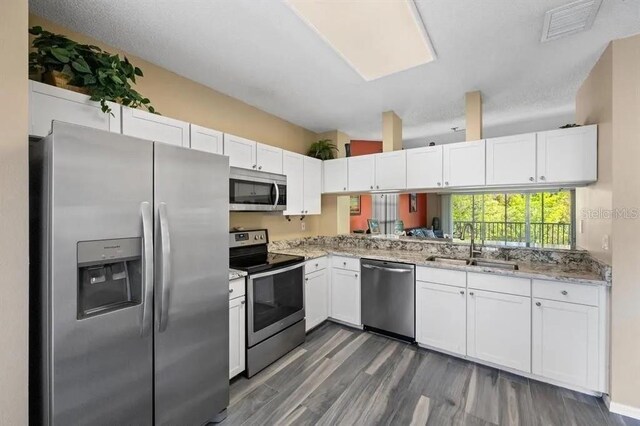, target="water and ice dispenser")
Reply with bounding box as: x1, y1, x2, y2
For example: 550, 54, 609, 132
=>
77, 238, 143, 319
